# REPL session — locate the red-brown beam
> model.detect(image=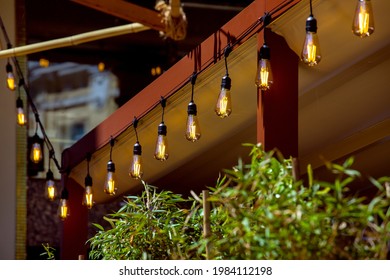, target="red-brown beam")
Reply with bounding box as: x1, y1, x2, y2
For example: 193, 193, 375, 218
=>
71, 0, 165, 31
